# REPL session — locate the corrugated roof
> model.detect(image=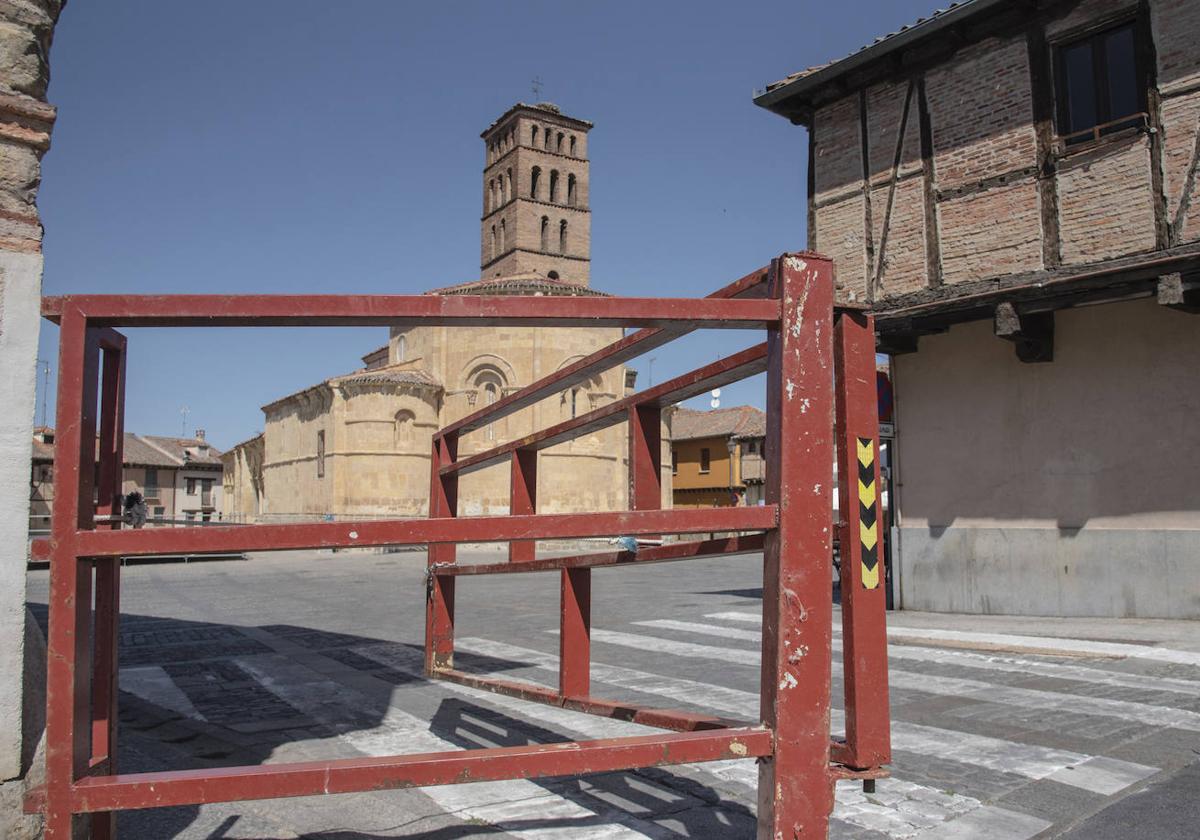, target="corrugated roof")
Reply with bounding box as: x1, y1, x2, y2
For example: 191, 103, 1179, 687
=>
672, 406, 766, 442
